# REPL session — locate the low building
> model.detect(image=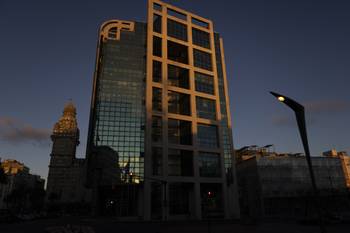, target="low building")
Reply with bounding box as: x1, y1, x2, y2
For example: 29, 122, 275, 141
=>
237, 151, 350, 220
1, 159, 30, 175
323, 149, 350, 188
0, 159, 45, 211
